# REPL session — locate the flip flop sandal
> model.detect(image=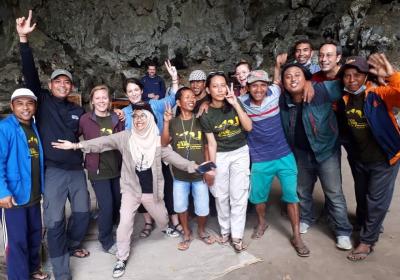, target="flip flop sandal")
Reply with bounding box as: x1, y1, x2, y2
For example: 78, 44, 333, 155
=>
290, 239, 310, 257
347, 247, 373, 261
140, 222, 154, 238
251, 224, 269, 239
70, 248, 90, 258
231, 239, 247, 253
30, 270, 49, 280
198, 234, 216, 245
177, 237, 193, 251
